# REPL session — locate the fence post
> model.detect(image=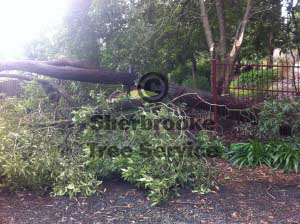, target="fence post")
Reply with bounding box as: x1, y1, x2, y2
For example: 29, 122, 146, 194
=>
211, 58, 218, 132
